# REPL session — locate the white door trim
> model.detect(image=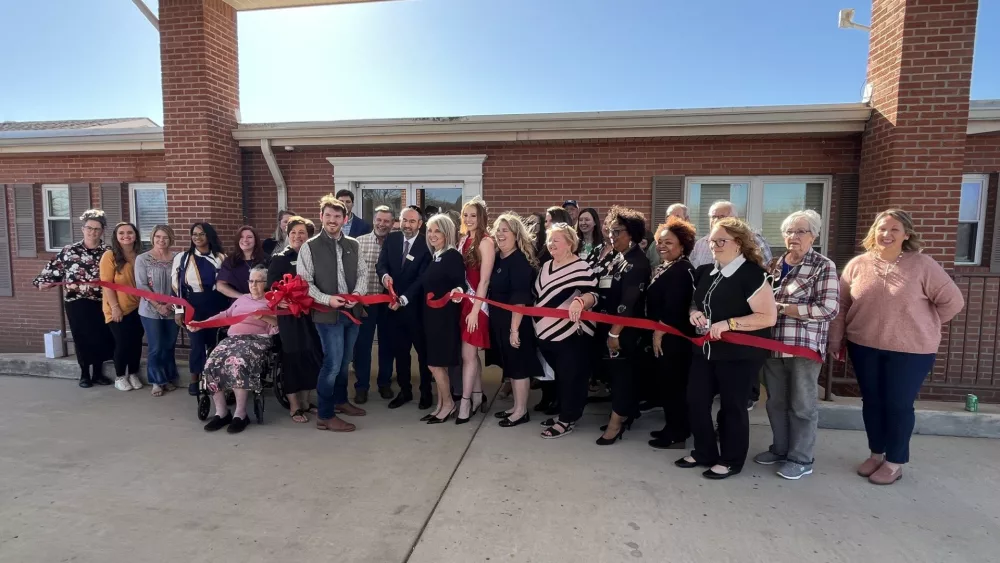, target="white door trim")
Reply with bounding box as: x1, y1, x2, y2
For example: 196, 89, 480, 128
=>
327, 155, 487, 207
